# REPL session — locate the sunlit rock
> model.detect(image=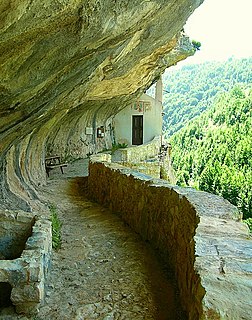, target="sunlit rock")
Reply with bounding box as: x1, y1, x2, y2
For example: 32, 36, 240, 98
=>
0, 0, 203, 209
